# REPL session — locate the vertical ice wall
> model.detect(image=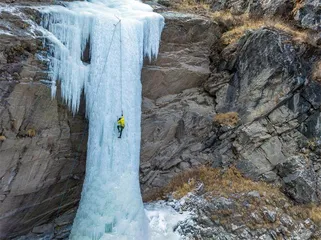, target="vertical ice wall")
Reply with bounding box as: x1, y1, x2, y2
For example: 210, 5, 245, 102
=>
41, 1, 164, 239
